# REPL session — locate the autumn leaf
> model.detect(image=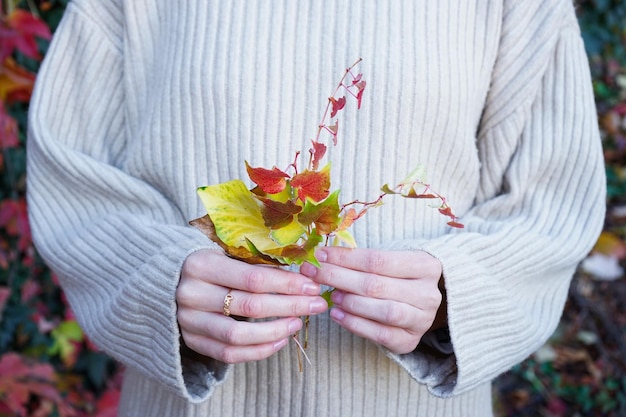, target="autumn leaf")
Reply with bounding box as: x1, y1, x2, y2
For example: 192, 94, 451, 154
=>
245, 161, 290, 194
329, 96, 346, 118
197, 180, 281, 250
333, 229, 357, 248
309, 140, 327, 170
336, 207, 358, 232
326, 121, 339, 145
257, 196, 302, 229
1, 9, 52, 61
190, 215, 282, 265
264, 229, 324, 267
355, 80, 366, 109
0, 353, 72, 417
298, 190, 342, 235
291, 164, 331, 202
0, 57, 36, 103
